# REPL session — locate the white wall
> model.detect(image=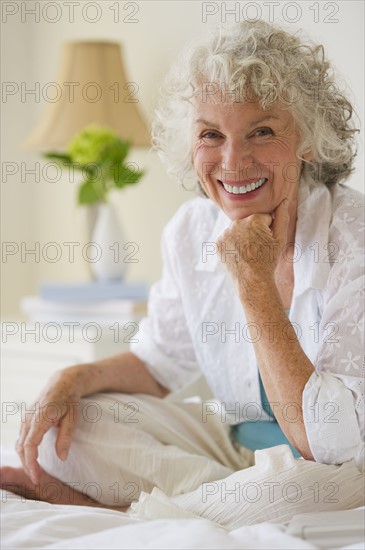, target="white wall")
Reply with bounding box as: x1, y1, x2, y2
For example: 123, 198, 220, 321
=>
1, 0, 364, 317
